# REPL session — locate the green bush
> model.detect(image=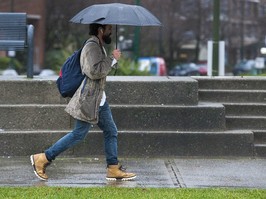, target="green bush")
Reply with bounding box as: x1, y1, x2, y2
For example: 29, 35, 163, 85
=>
0, 57, 10, 70
44, 49, 70, 73
45, 49, 150, 76
113, 58, 150, 76
0, 57, 23, 73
